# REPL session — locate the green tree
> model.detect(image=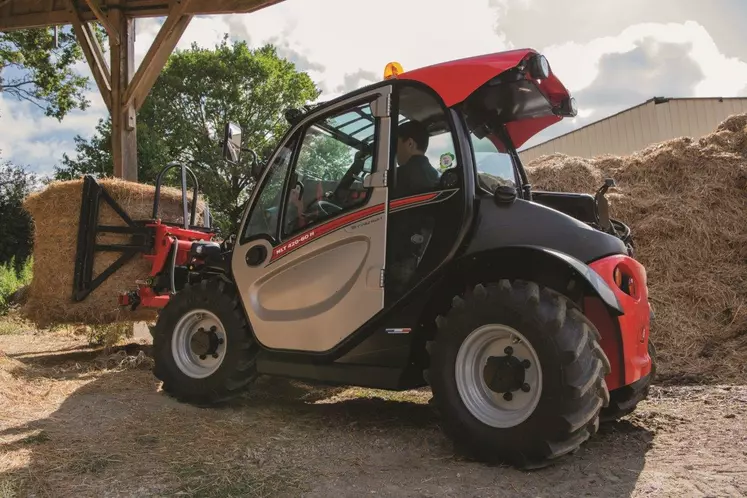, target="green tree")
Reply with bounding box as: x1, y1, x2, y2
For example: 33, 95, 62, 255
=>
57, 38, 321, 234
297, 132, 356, 180
0, 26, 98, 120
0, 154, 38, 272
